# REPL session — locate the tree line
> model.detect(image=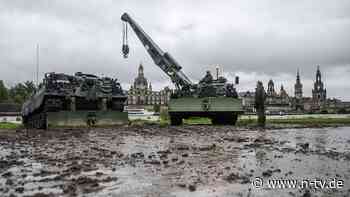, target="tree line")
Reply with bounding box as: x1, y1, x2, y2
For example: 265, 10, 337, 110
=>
0, 80, 36, 105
